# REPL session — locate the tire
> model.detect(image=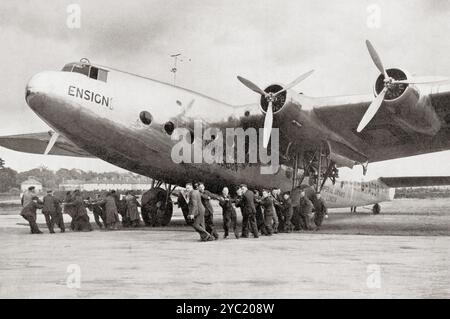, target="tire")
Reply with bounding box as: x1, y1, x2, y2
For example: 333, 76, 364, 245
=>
141, 187, 173, 226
